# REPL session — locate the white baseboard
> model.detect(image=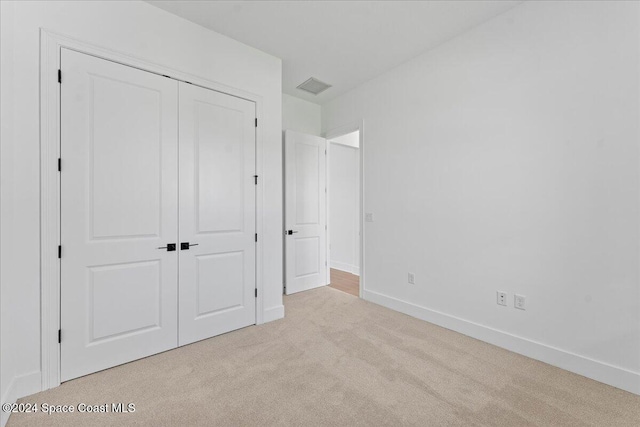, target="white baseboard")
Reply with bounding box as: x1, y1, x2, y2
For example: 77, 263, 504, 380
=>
363, 289, 640, 396
1, 371, 41, 427
330, 261, 359, 276
262, 305, 285, 324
